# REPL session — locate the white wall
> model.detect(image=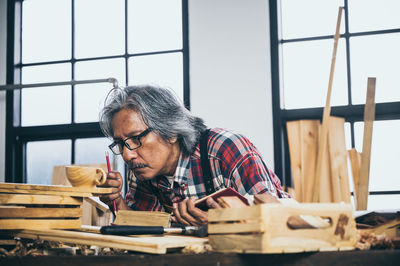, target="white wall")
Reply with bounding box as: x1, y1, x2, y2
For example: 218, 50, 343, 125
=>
0, 0, 7, 182
188, 0, 275, 169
